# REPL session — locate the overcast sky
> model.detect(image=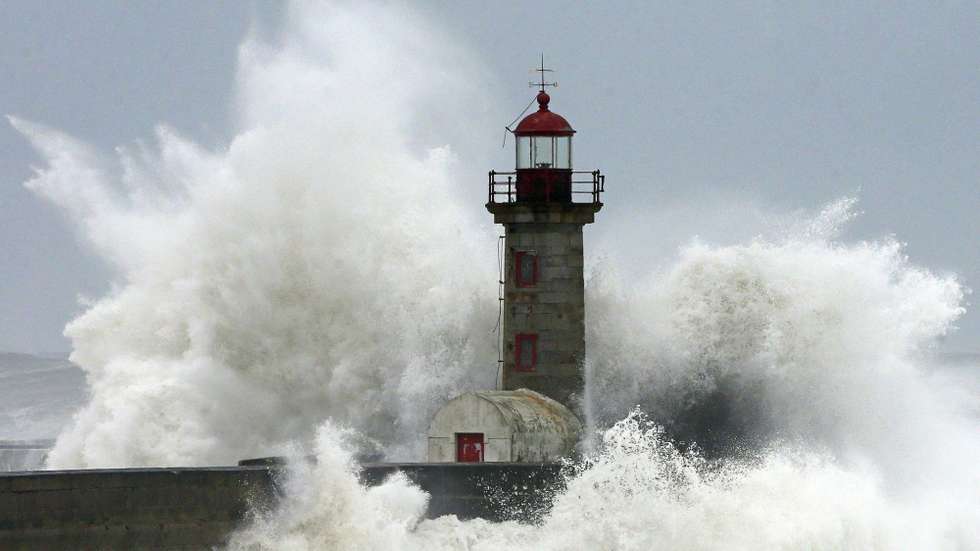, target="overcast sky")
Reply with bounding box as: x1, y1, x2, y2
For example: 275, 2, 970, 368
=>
1, 1, 977, 356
